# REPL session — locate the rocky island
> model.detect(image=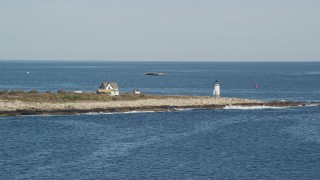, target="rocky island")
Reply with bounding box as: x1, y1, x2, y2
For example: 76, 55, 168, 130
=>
0, 90, 310, 116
